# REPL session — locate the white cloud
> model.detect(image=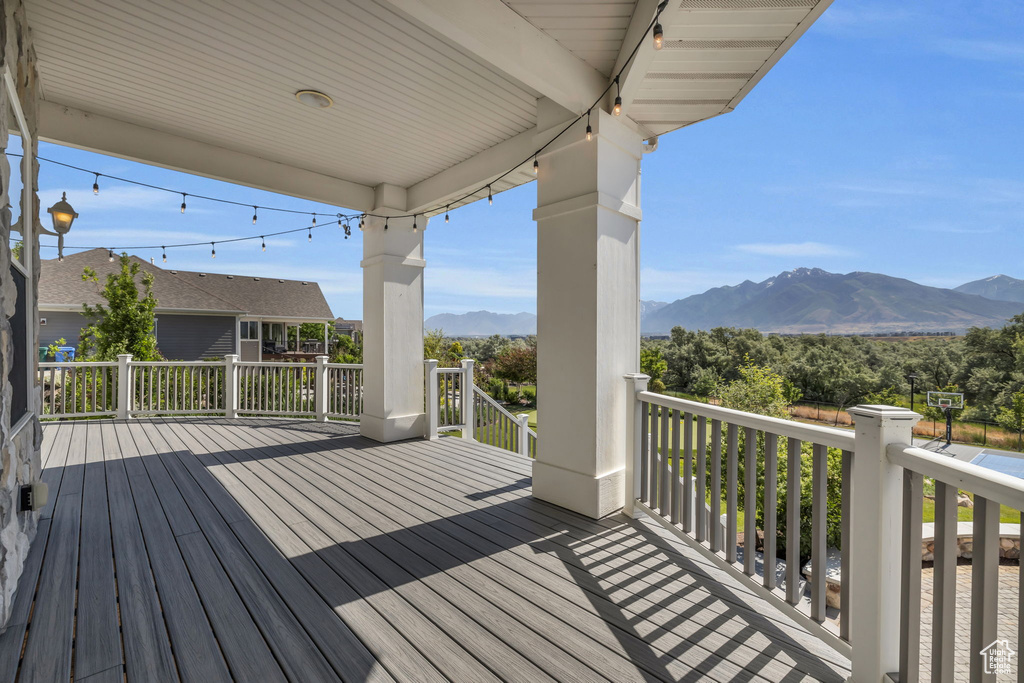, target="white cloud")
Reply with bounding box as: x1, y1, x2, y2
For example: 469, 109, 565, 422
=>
40, 185, 209, 213
735, 242, 851, 258
426, 266, 536, 299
